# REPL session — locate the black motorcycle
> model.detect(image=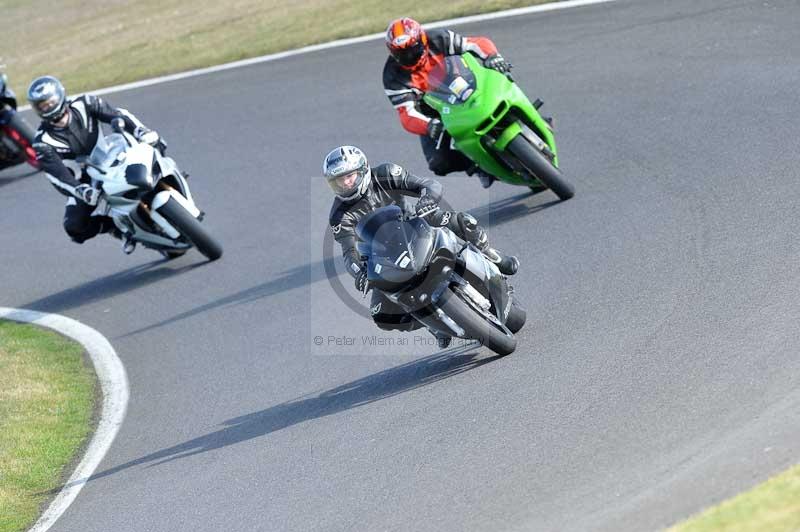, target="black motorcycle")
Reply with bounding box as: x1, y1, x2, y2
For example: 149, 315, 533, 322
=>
0, 73, 38, 171
356, 205, 526, 356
